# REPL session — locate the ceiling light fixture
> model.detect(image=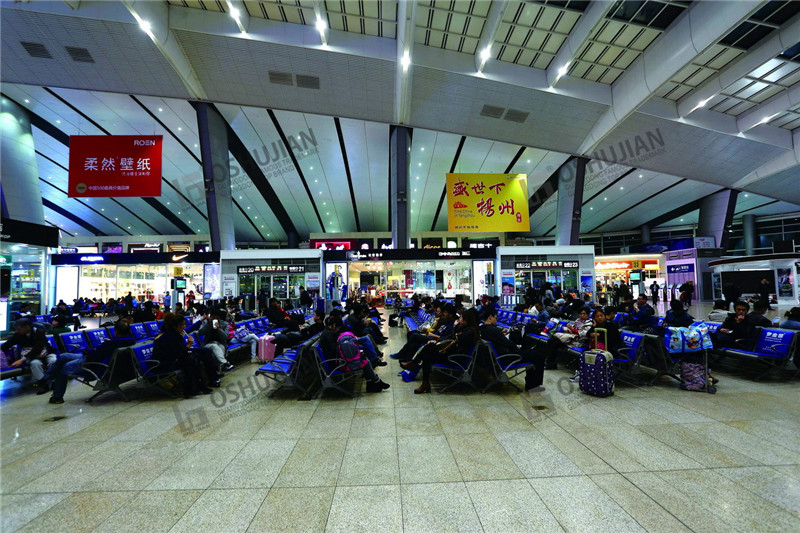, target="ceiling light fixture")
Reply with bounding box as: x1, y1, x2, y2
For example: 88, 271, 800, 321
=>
139, 19, 151, 33
477, 46, 492, 73
401, 51, 411, 71
690, 96, 713, 114
316, 17, 328, 46
230, 7, 240, 19
158, 107, 163, 112
24, 99, 29, 103
177, 127, 182, 131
